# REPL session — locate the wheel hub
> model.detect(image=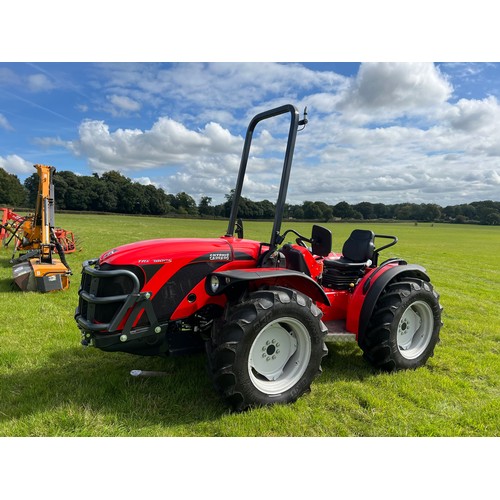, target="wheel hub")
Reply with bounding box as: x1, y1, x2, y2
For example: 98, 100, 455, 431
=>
396, 300, 434, 359
397, 308, 421, 351
249, 324, 297, 381
248, 317, 311, 395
